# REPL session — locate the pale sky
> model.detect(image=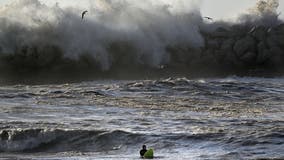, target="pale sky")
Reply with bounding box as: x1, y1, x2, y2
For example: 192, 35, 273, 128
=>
0, 0, 284, 20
